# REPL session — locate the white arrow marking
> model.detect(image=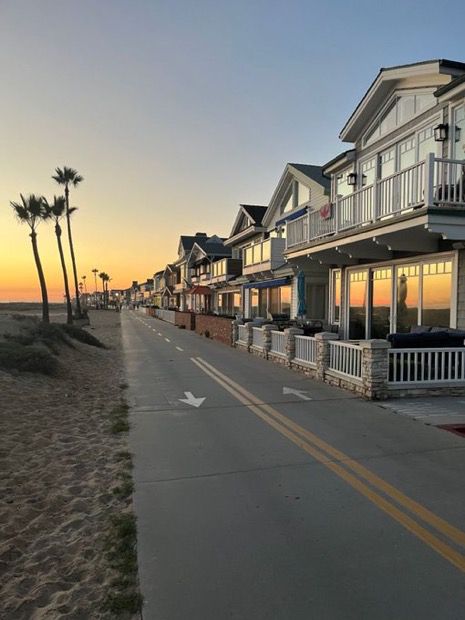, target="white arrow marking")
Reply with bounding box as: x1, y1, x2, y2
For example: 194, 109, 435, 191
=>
283, 387, 312, 401
179, 392, 206, 408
